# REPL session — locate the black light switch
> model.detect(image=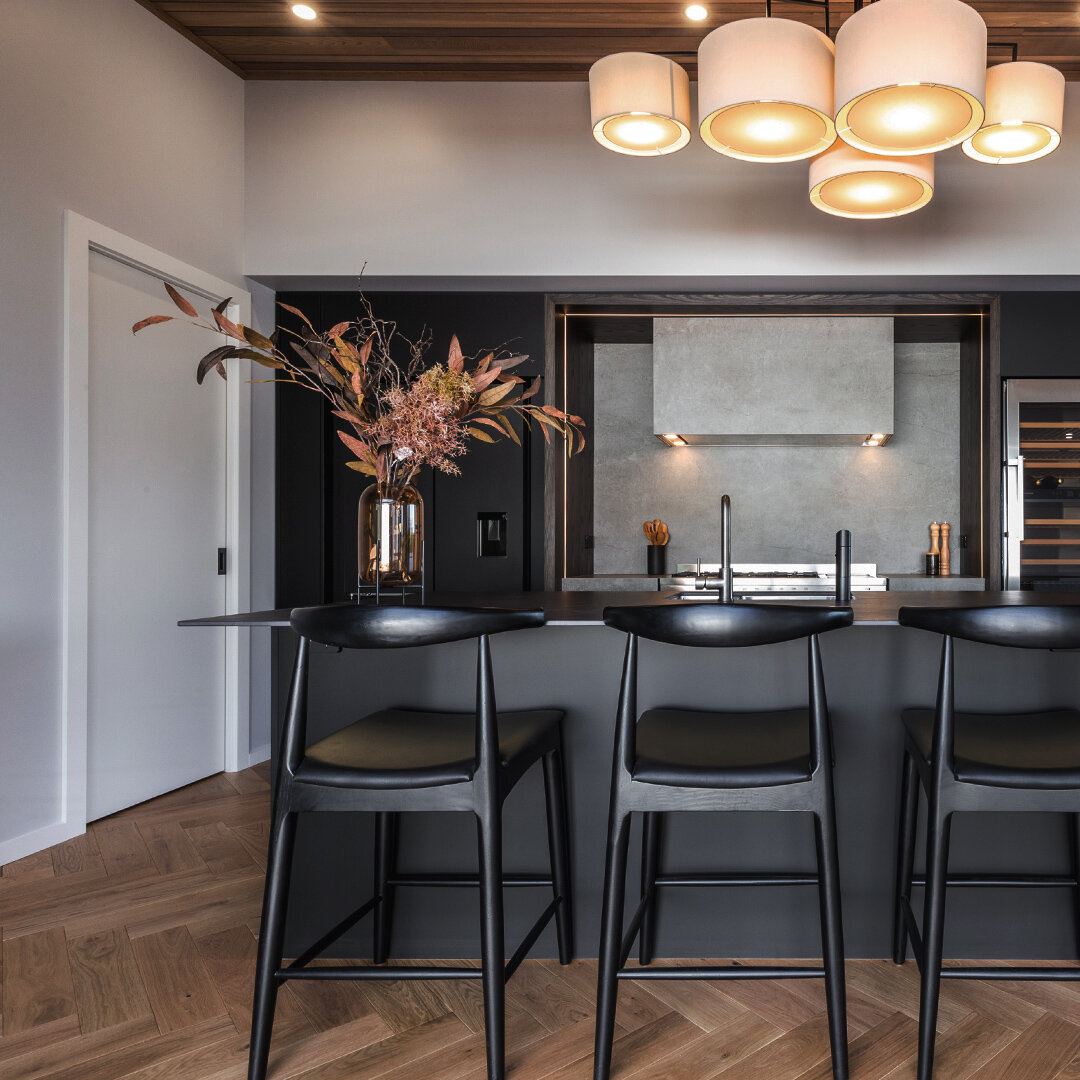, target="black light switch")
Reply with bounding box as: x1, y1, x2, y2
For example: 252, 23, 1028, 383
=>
477, 512, 508, 558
